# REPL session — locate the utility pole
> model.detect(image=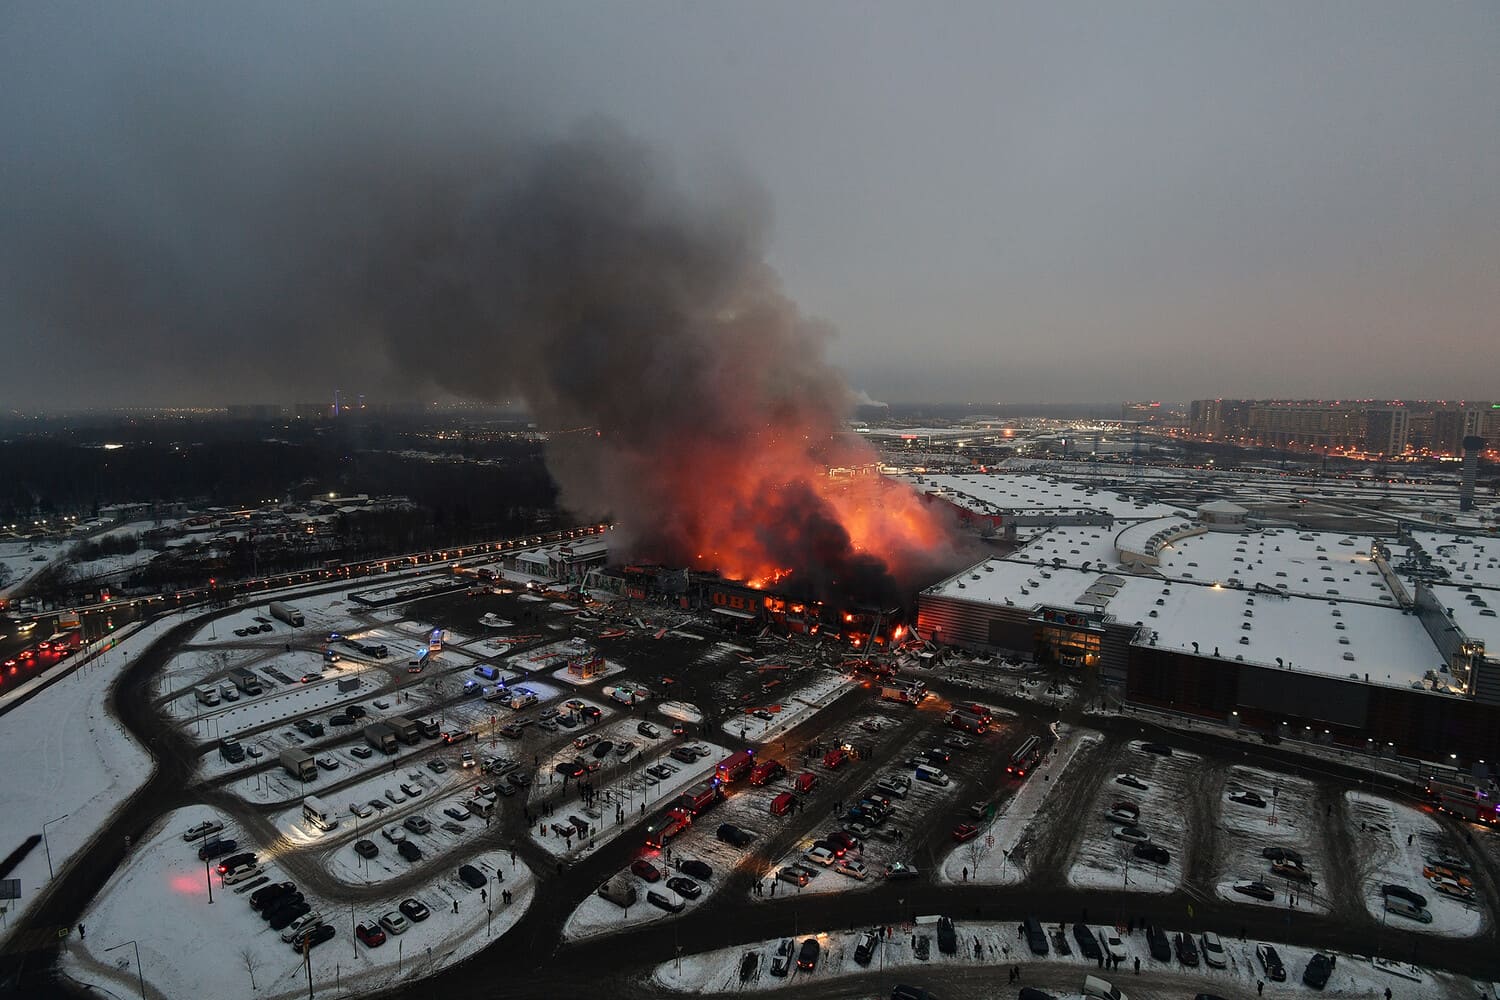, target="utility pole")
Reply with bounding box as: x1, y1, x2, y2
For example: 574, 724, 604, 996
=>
41, 814, 69, 880
103, 941, 145, 1000
205, 857, 213, 903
